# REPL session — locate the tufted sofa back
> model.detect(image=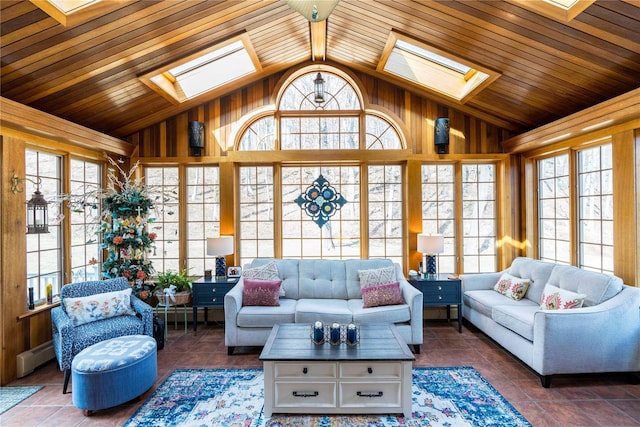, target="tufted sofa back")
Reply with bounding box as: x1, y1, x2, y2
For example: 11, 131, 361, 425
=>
246, 258, 397, 300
